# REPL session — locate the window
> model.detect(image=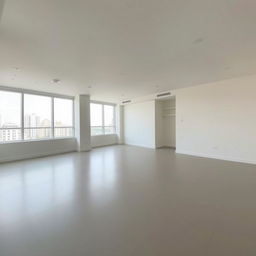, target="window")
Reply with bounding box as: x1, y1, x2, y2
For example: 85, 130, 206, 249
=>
24, 94, 52, 140
90, 103, 103, 135
54, 98, 74, 137
0, 88, 74, 143
104, 105, 115, 134
90, 102, 116, 136
0, 91, 22, 142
